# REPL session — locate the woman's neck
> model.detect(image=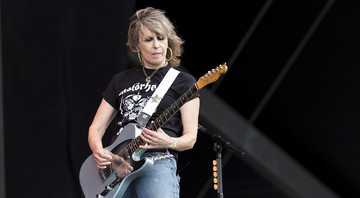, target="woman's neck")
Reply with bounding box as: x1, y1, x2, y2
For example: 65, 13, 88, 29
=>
143, 61, 168, 70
